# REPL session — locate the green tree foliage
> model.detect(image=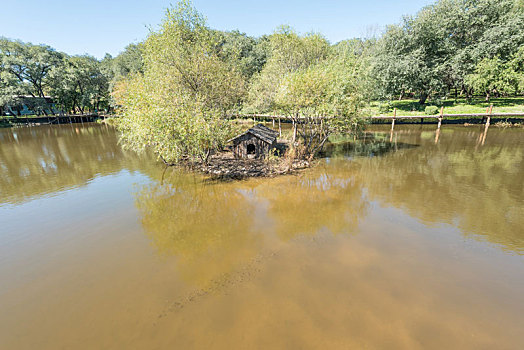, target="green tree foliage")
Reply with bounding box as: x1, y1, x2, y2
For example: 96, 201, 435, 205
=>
116, 0, 245, 164
275, 57, 363, 159
372, 0, 524, 103
108, 43, 144, 79
0, 38, 62, 112
509, 46, 524, 92
50, 55, 110, 113
215, 30, 269, 79
247, 27, 330, 113
465, 57, 519, 101
0, 37, 116, 115
101, 43, 144, 95
248, 27, 363, 159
